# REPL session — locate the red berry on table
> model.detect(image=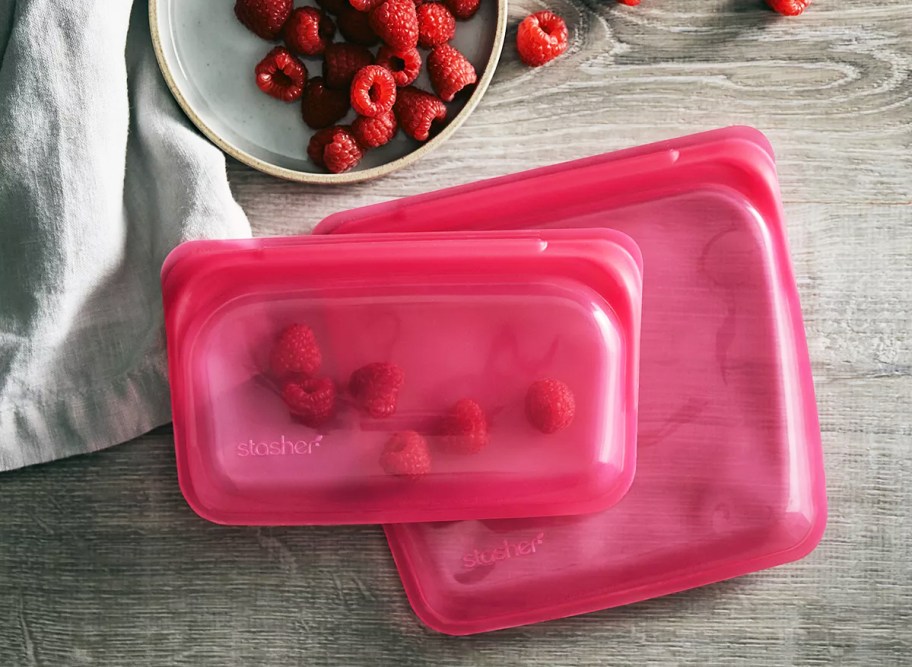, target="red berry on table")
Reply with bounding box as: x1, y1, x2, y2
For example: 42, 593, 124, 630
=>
323, 43, 375, 89
369, 0, 419, 53
350, 65, 397, 117
352, 110, 398, 148
282, 7, 335, 56
617, 0, 640, 5
307, 126, 364, 173
337, 6, 381, 45
380, 431, 431, 479
417, 3, 455, 48
443, 0, 479, 21
235, 0, 293, 40
516, 11, 569, 67
281, 376, 336, 427
375, 46, 421, 87
766, 0, 810, 15
270, 324, 321, 378
349, 362, 405, 418
350, 0, 386, 11
427, 43, 477, 102
301, 77, 351, 129
255, 47, 307, 102
439, 399, 488, 454
525, 379, 575, 434
393, 86, 446, 141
